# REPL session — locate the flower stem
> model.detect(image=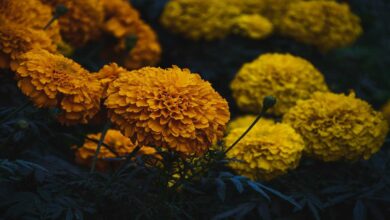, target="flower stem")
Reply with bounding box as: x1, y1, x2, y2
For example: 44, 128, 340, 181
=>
43, 4, 68, 30
0, 102, 30, 125
90, 121, 111, 173
224, 96, 276, 154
